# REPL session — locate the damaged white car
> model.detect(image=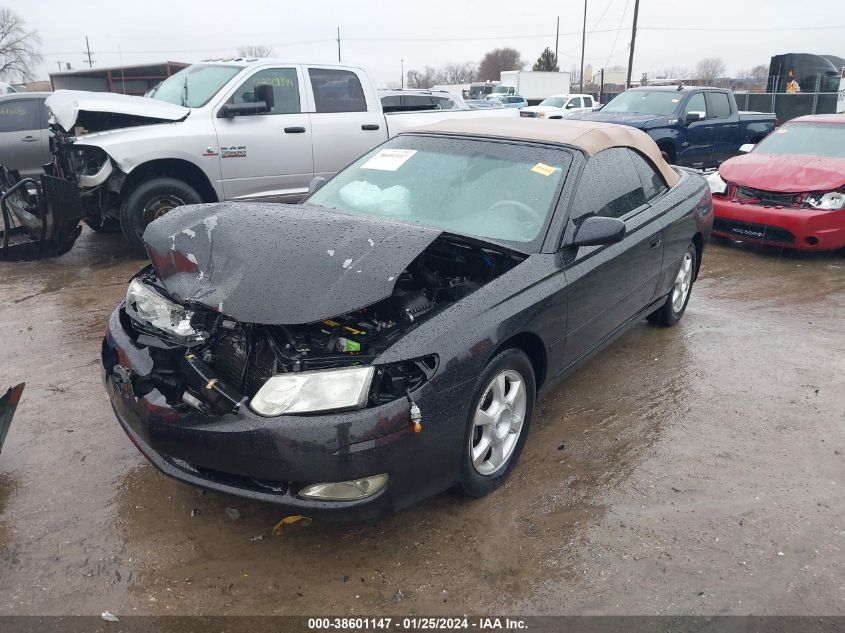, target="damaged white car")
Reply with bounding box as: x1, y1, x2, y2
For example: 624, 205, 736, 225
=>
34, 59, 516, 253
